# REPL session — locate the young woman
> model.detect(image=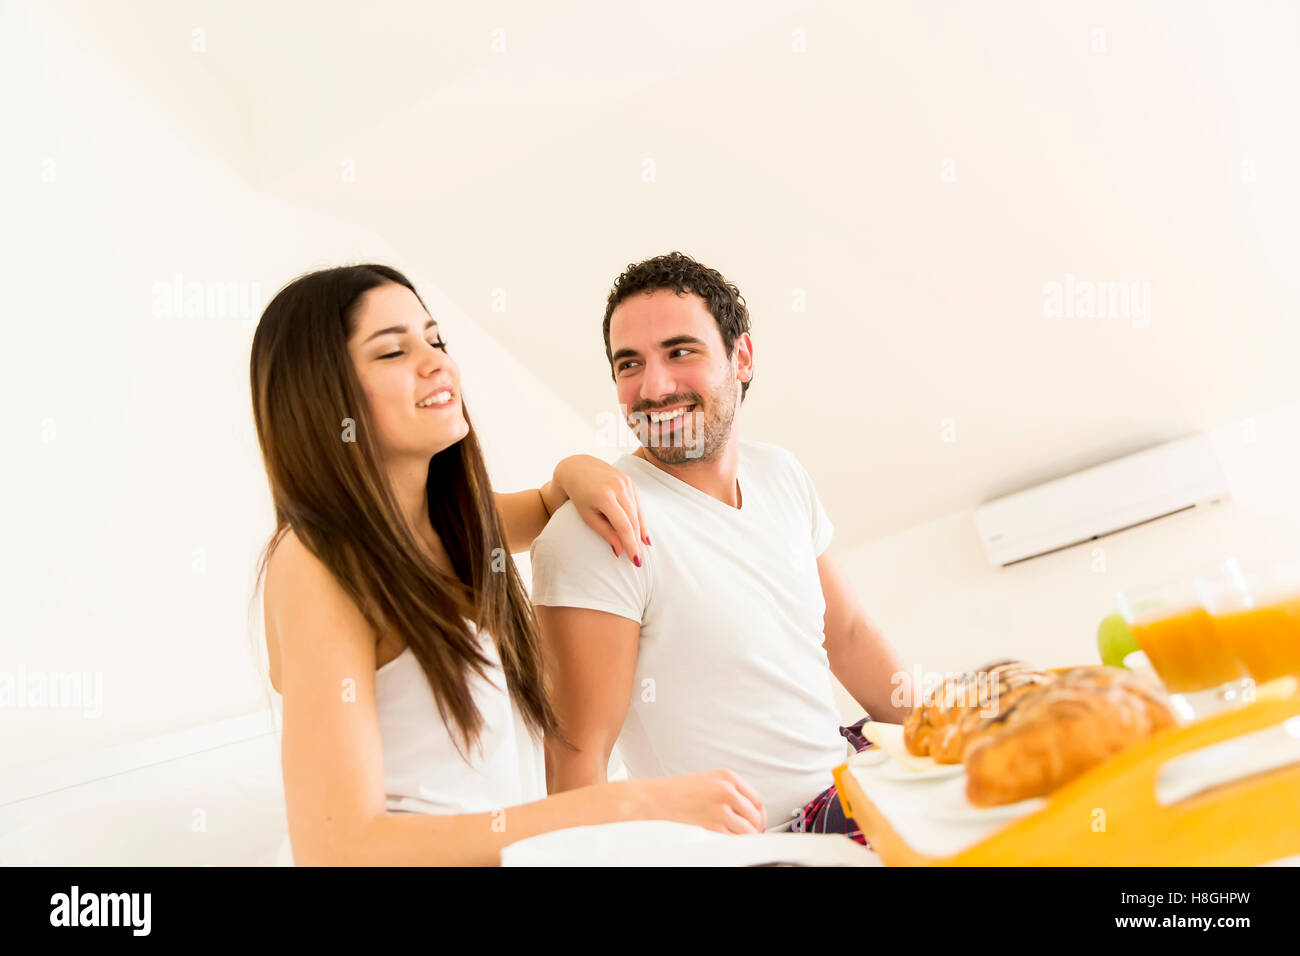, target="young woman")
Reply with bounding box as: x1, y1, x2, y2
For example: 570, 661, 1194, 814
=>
250, 264, 765, 865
